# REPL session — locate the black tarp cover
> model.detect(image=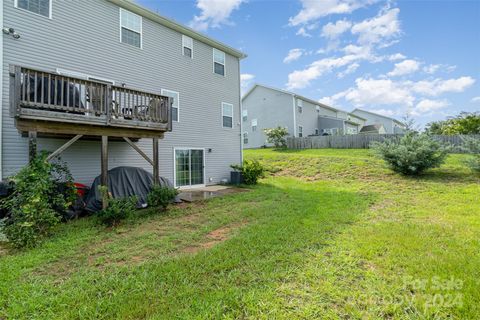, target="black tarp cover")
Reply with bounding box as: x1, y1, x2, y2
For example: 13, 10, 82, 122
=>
84, 166, 173, 213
